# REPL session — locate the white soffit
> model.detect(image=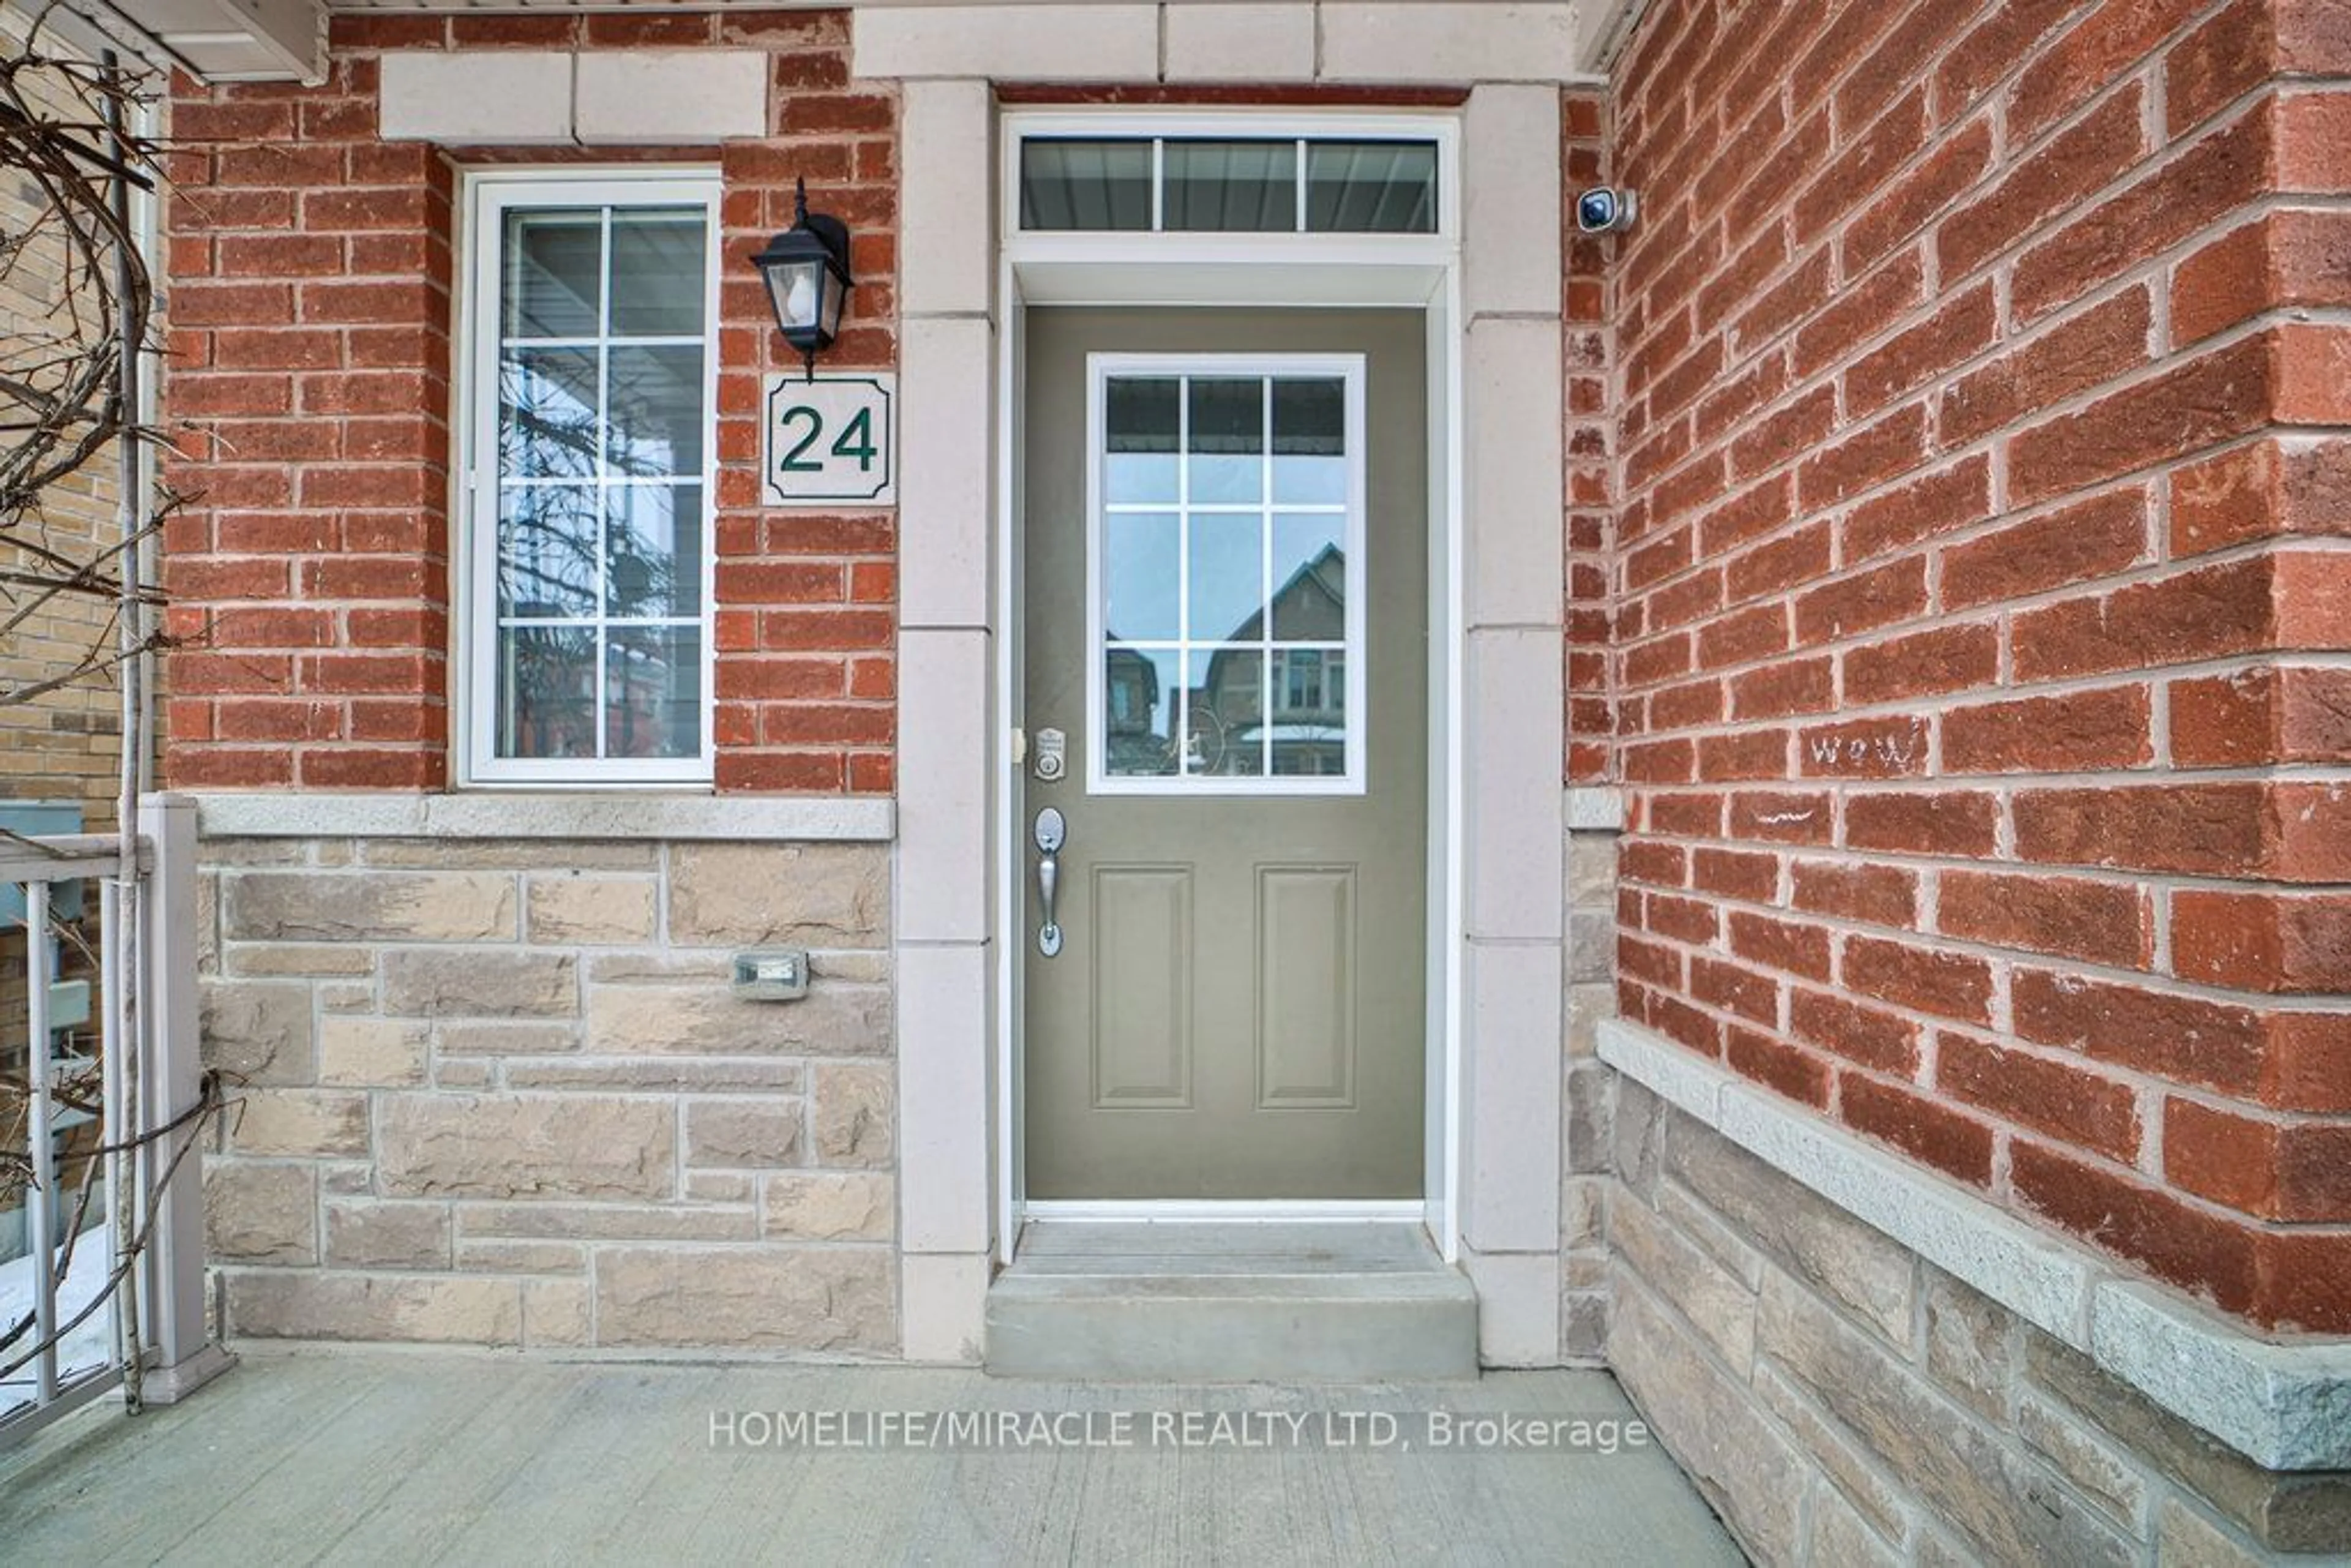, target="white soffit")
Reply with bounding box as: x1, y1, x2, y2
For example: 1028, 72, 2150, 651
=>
15, 0, 328, 83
